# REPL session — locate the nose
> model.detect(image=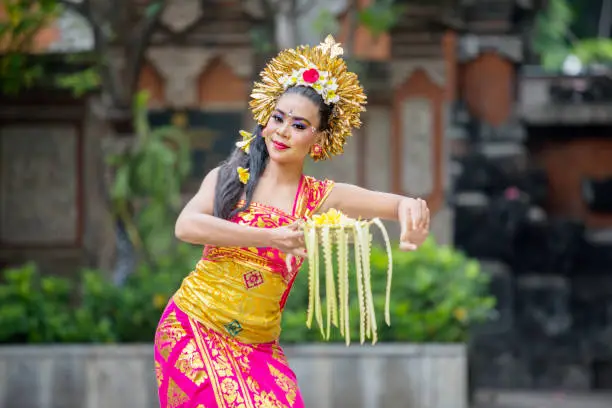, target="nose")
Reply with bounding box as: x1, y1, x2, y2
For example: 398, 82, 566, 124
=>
277, 121, 291, 139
